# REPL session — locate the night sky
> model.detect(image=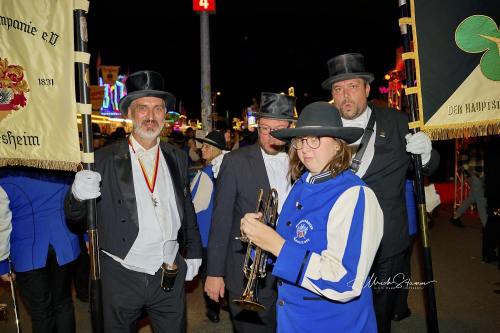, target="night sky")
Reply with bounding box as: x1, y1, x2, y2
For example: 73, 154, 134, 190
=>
87, 1, 402, 119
